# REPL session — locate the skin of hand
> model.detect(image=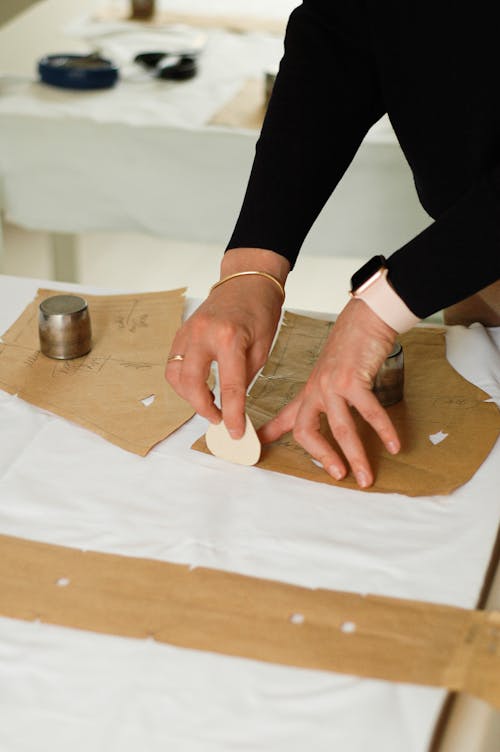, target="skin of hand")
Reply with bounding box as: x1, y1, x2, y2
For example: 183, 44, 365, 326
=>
258, 298, 401, 488
165, 247, 290, 438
